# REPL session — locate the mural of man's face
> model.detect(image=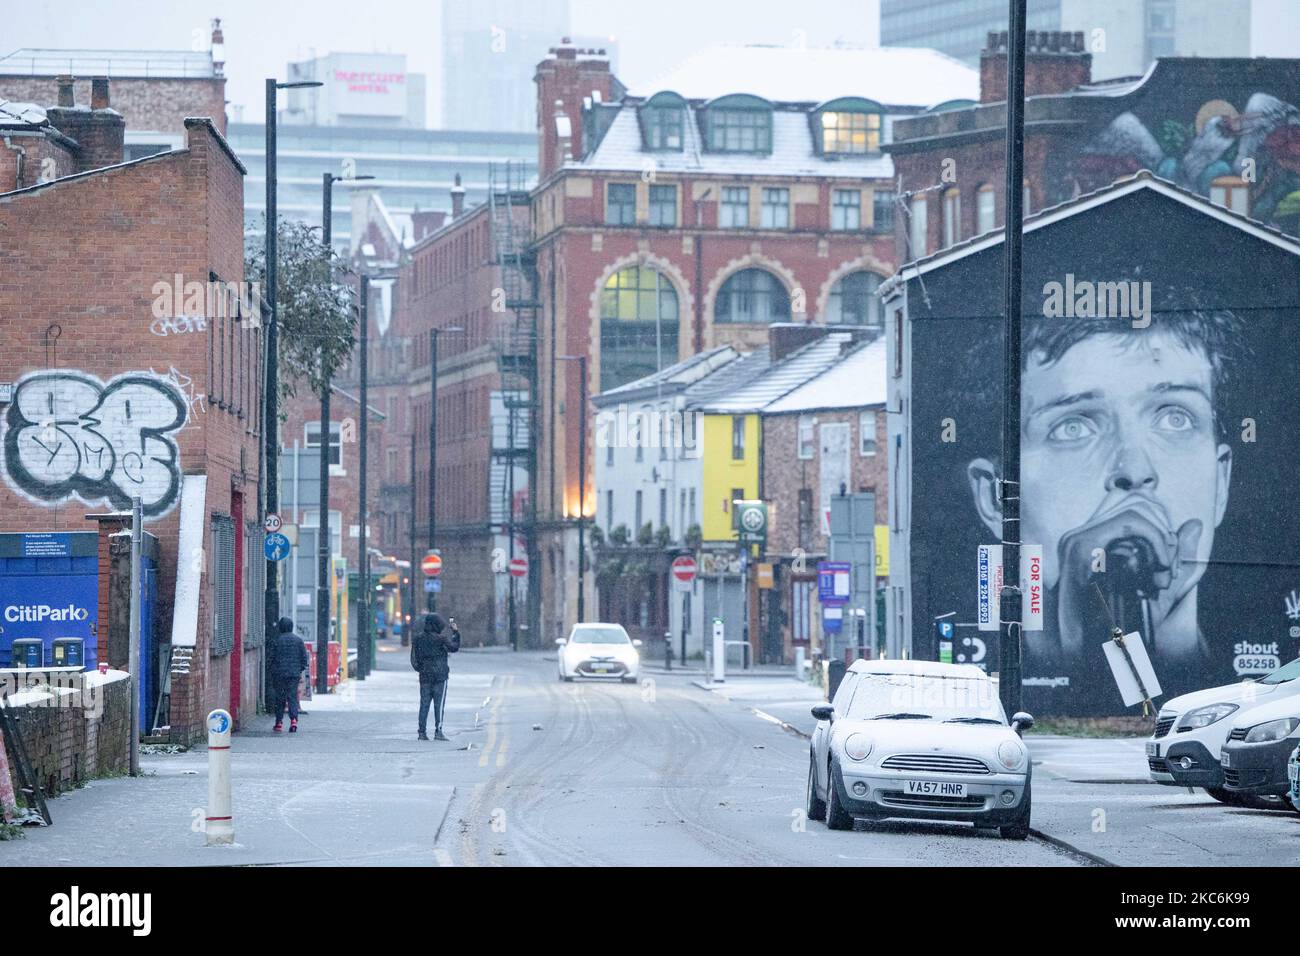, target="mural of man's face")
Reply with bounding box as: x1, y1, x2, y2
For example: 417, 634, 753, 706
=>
968, 329, 1232, 608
